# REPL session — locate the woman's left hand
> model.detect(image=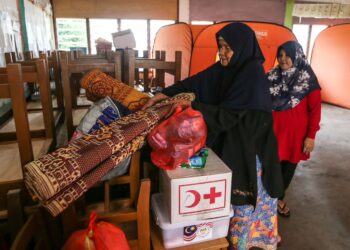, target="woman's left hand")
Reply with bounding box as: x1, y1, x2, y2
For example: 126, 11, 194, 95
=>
303, 137, 315, 154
